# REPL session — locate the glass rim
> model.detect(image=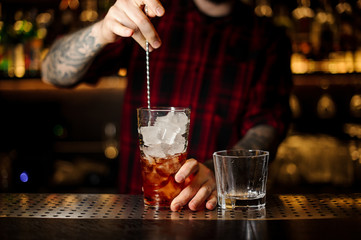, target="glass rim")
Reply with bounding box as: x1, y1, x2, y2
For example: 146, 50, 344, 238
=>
137, 107, 190, 112
213, 149, 269, 157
